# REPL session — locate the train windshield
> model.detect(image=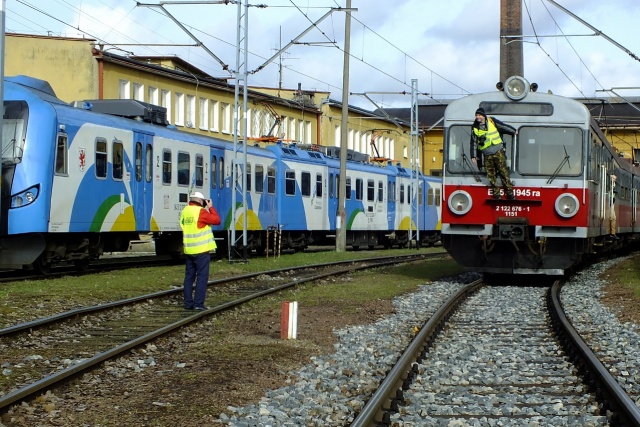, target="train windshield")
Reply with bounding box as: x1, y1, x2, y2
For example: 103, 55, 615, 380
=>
516, 126, 583, 176
445, 125, 514, 174
2, 101, 29, 165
